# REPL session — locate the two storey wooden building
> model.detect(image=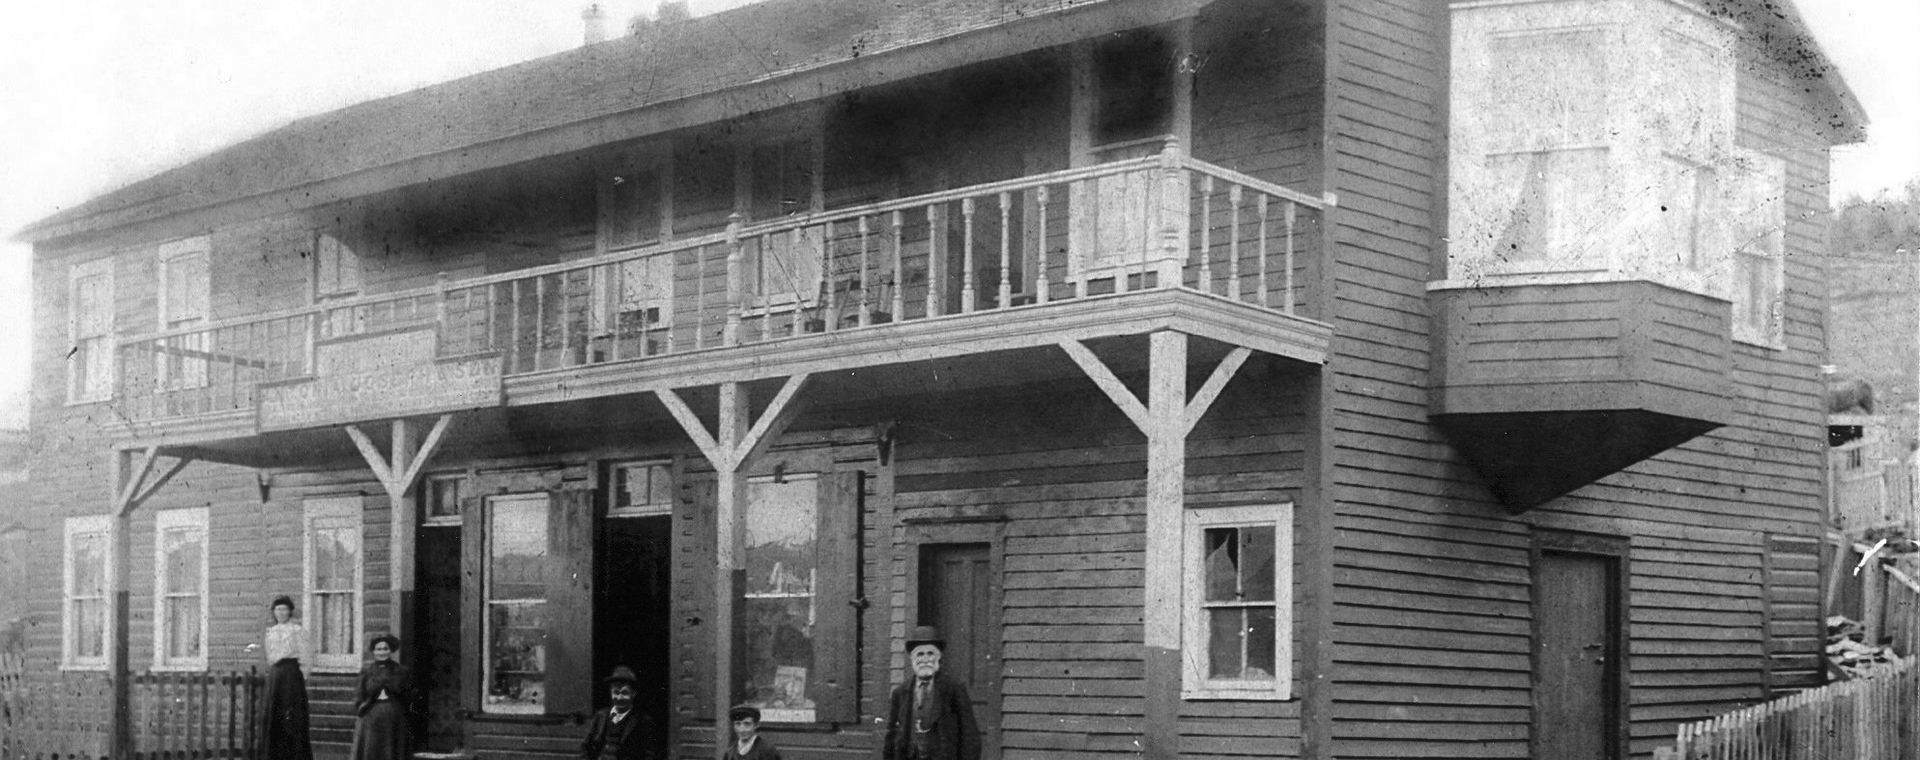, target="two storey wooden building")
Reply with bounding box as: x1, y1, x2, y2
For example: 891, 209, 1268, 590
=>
9, 0, 1865, 758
